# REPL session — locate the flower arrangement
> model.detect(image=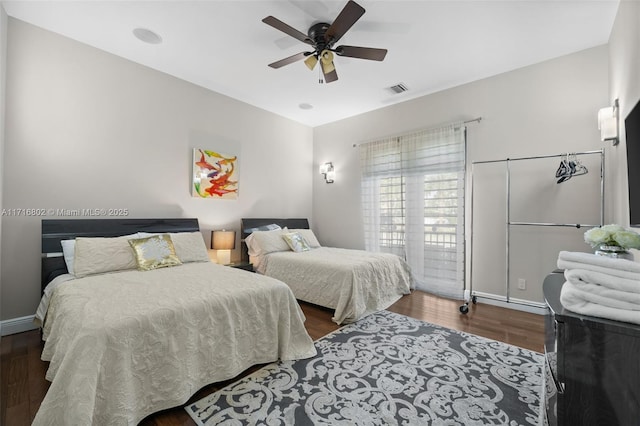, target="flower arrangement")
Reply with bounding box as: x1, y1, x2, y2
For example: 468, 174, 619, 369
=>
584, 224, 640, 250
